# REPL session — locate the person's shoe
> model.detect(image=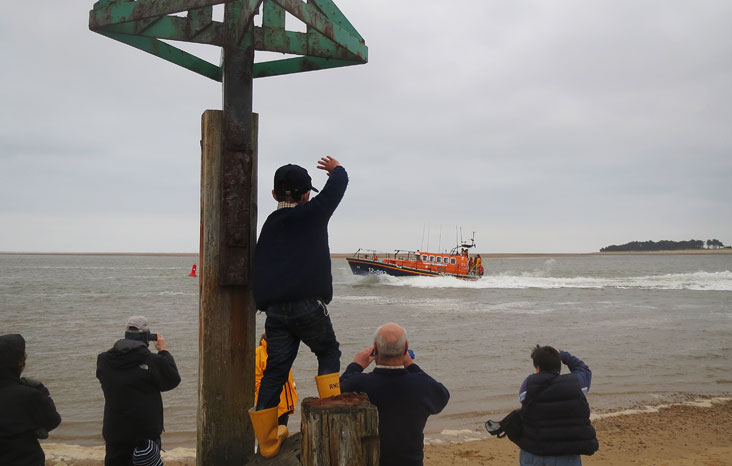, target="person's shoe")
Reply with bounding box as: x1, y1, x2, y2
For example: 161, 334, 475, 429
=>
248, 407, 288, 458
315, 372, 341, 398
